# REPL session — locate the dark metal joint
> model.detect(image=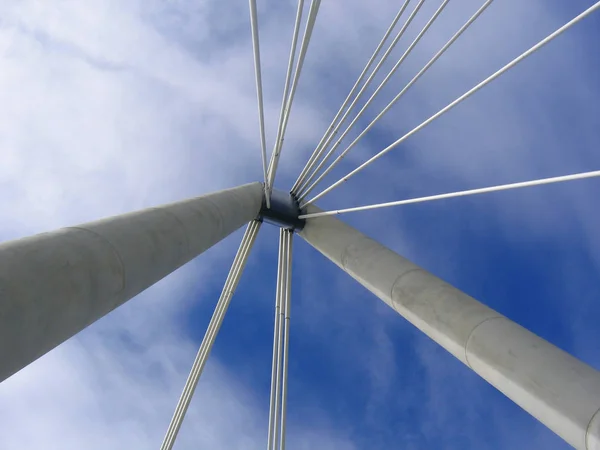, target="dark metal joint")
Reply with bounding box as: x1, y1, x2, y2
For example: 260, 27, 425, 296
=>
259, 187, 305, 231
